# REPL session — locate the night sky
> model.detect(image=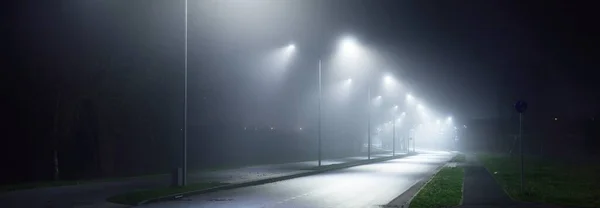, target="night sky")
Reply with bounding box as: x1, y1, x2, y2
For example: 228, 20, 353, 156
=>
6, 1, 598, 123
335, 0, 599, 119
